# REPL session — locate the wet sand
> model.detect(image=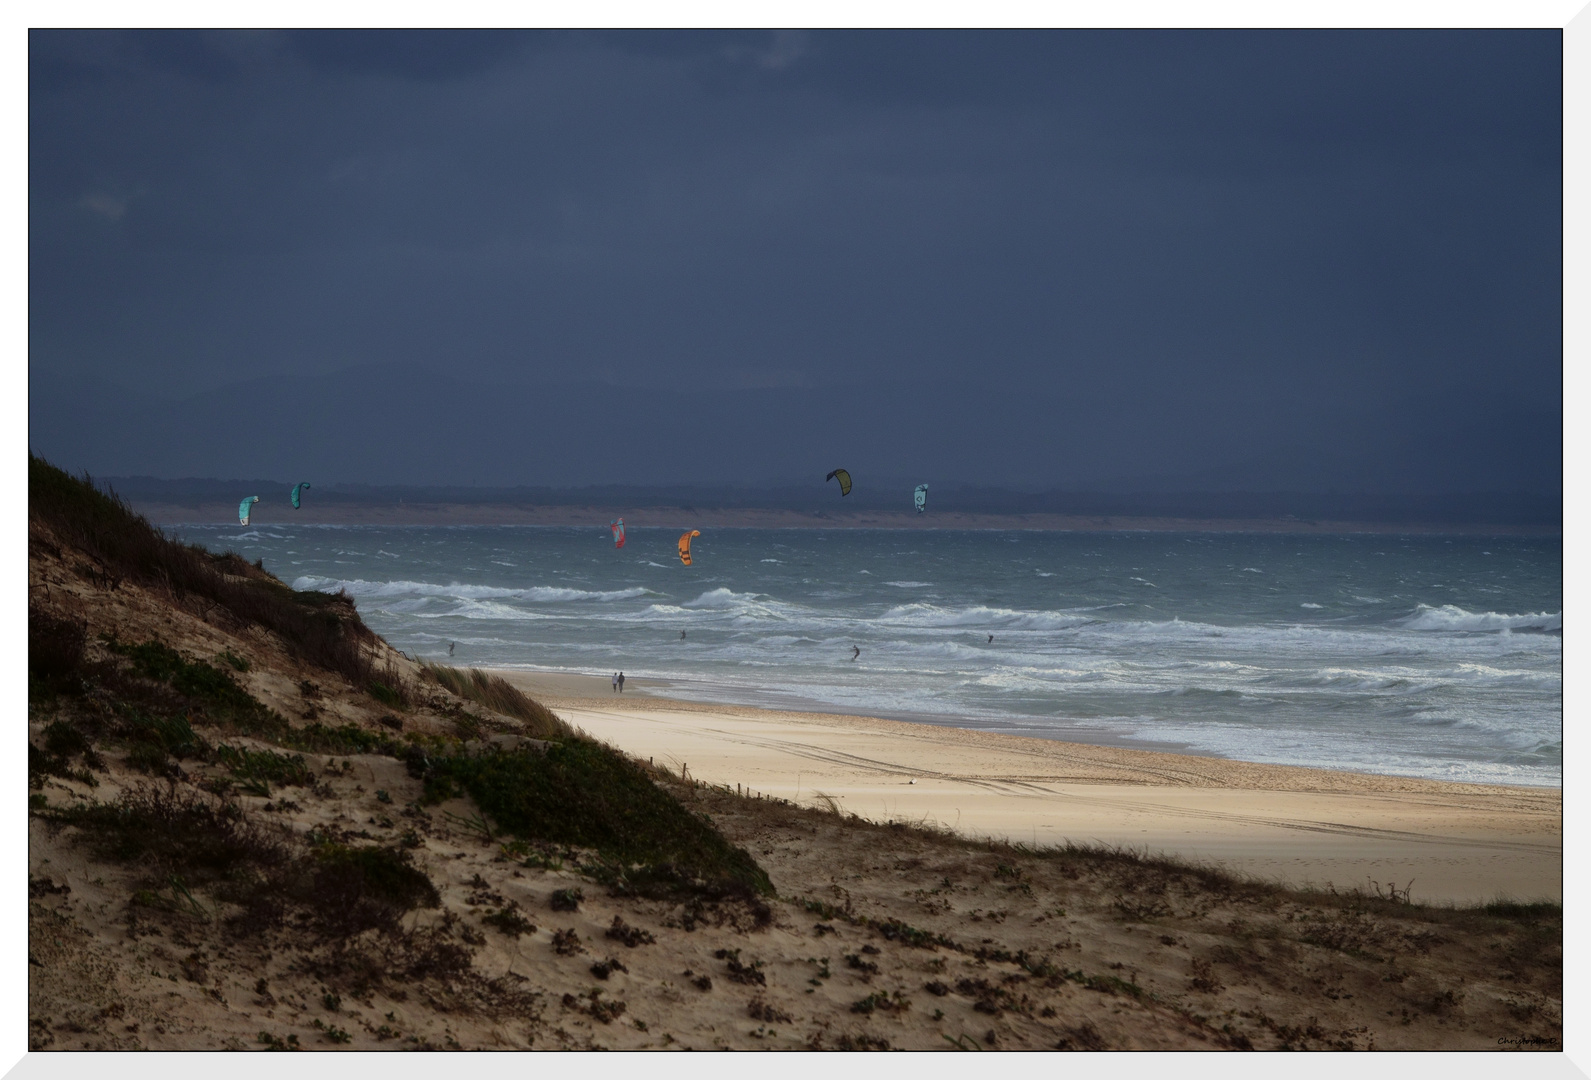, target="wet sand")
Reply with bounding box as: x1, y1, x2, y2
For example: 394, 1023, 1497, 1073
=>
492, 669, 1562, 906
